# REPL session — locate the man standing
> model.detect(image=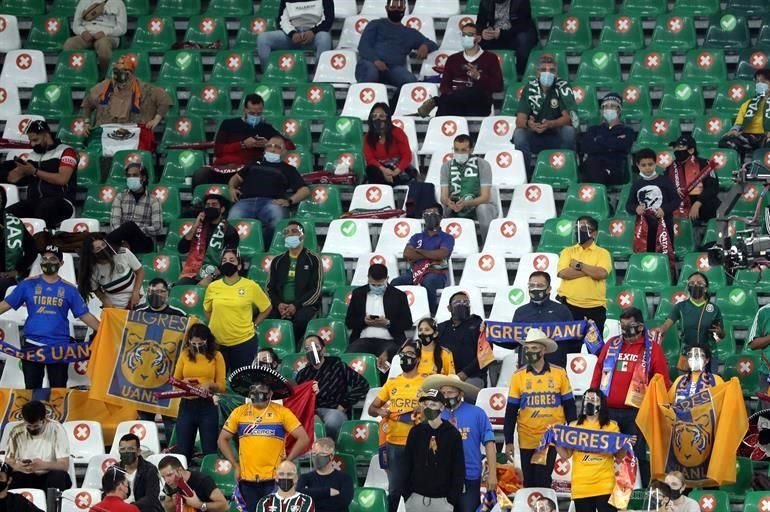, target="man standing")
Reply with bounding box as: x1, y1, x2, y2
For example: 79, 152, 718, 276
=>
666, 135, 720, 222
64, 0, 126, 73
0, 463, 42, 512
267, 221, 323, 342
580, 93, 636, 186
404, 389, 465, 512
297, 438, 354, 512
424, 376, 496, 512
255, 461, 314, 512
107, 162, 163, 254
94, 467, 140, 512
590, 307, 671, 486
116, 433, 162, 512
0, 245, 100, 388
504, 329, 577, 489
719, 68, 770, 159
476, 0, 537, 77
556, 216, 612, 333
158, 456, 228, 512
437, 291, 486, 389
